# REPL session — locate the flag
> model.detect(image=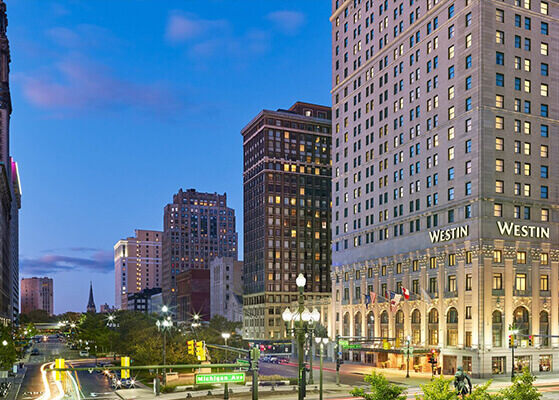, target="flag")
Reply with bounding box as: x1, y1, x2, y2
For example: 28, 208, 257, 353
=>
420, 286, 433, 304
384, 290, 389, 300
370, 291, 377, 304
402, 287, 410, 300
364, 294, 371, 308
390, 292, 402, 312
